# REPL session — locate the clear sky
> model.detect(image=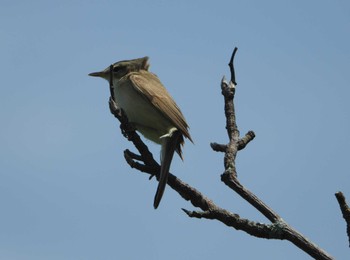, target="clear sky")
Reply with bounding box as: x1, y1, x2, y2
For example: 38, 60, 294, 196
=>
1, 0, 350, 259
